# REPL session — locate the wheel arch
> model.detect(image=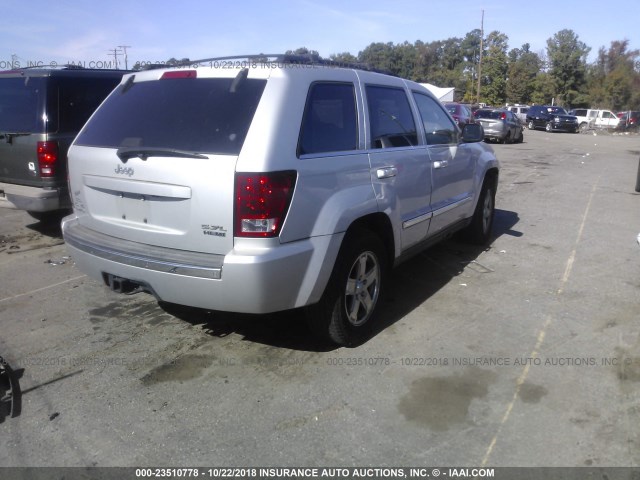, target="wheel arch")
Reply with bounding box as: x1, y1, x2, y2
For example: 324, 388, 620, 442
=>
345, 212, 396, 269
